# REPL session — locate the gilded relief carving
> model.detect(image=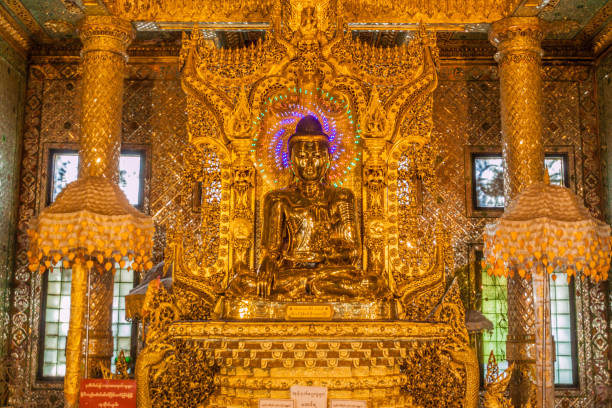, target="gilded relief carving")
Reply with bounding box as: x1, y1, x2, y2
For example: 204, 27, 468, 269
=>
103, 0, 522, 24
